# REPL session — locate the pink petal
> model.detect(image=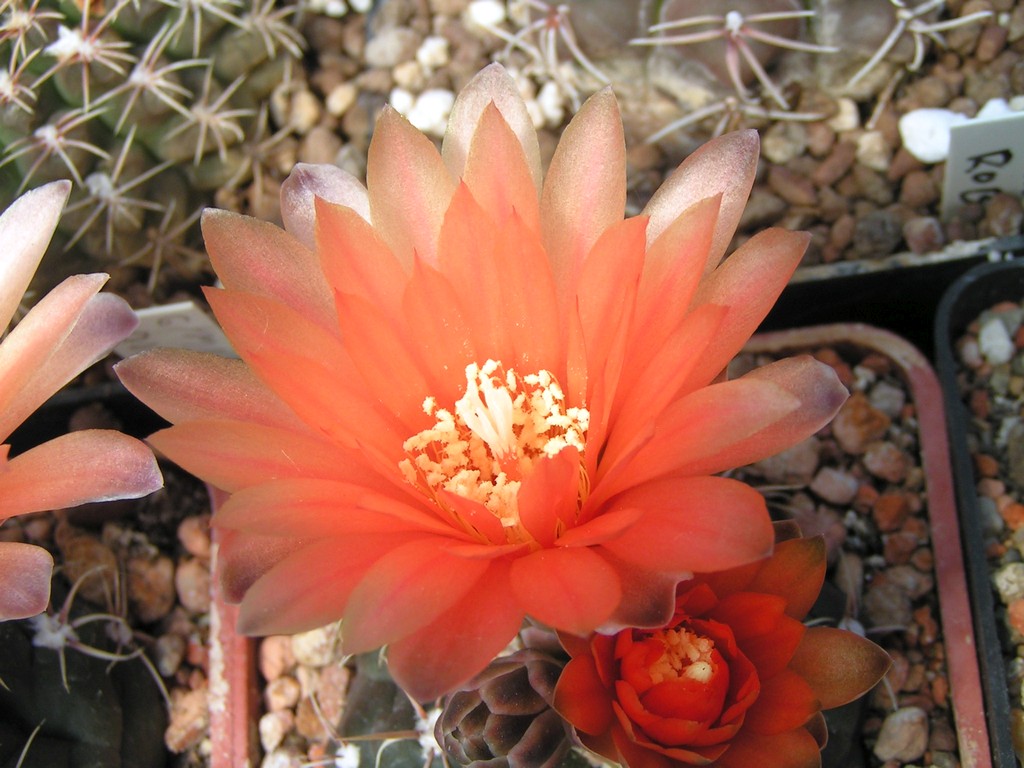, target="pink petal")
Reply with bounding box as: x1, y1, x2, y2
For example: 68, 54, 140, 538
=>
682, 227, 810, 390
667, 356, 848, 477
387, 558, 523, 701
462, 102, 540, 232
0, 180, 70, 330
0, 430, 161, 520
341, 538, 490, 654
212, 478, 454, 539
148, 419, 387, 493
598, 476, 773, 574
641, 130, 758, 269
2, 292, 137, 442
0, 542, 54, 620
280, 162, 370, 249
541, 88, 626, 305
0, 274, 107, 428
598, 549, 680, 630
316, 198, 407, 321
115, 349, 302, 431
441, 63, 541, 191
218, 528, 306, 604
788, 626, 892, 709
366, 106, 457, 268
510, 546, 621, 634
628, 194, 721, 376
594, 375, 801, 503
202, 209, 336, 332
